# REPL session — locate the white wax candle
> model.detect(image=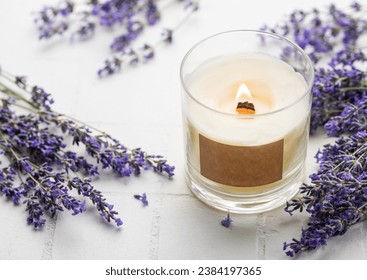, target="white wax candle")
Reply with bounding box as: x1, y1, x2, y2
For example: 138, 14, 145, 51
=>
181, 30, 314, 213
